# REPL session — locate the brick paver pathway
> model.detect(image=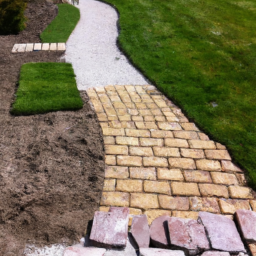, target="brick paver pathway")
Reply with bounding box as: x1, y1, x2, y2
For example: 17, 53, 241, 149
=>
87, 85, 256, 225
